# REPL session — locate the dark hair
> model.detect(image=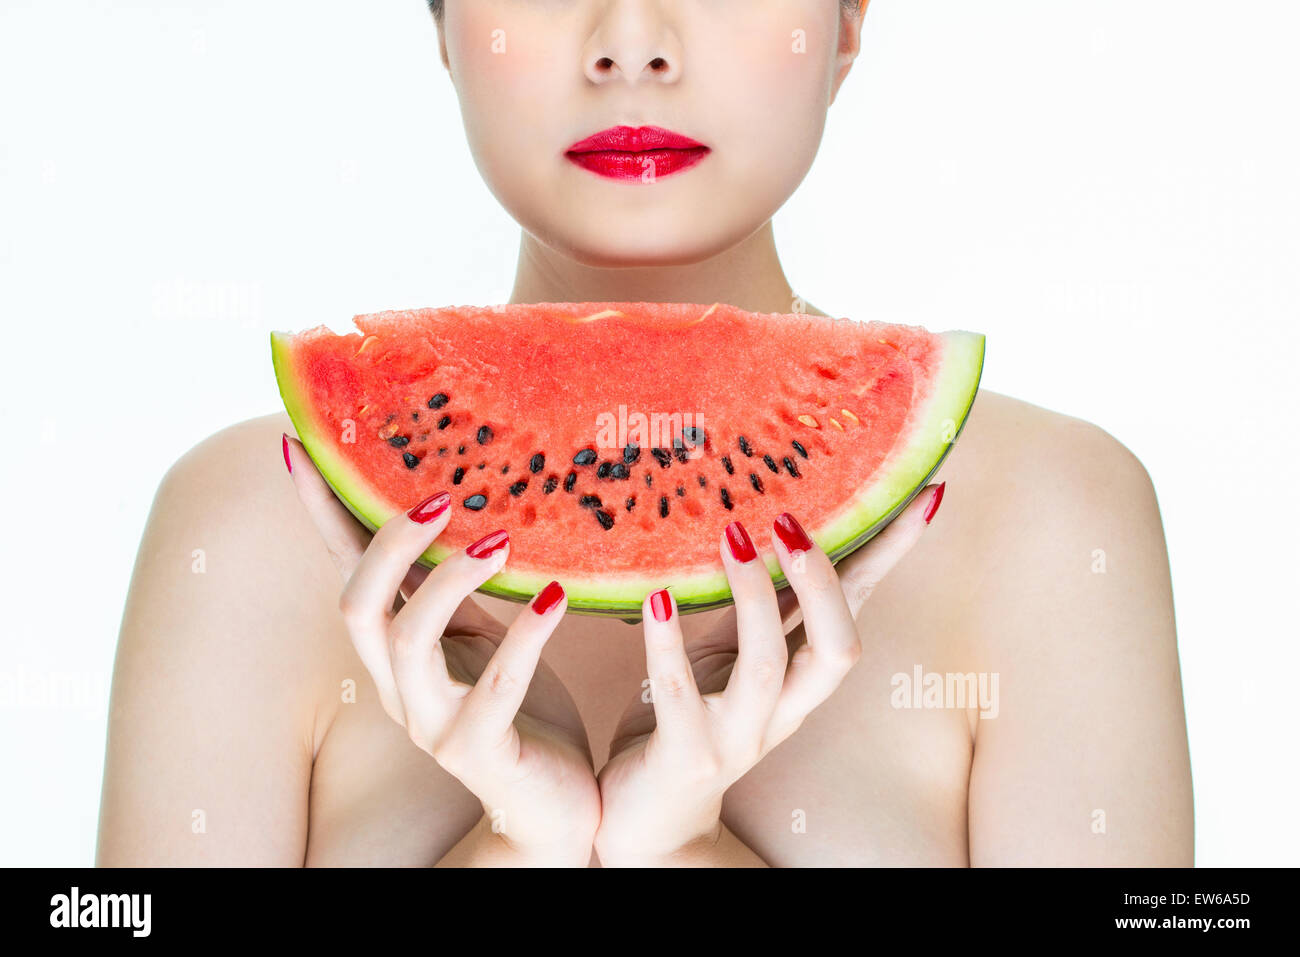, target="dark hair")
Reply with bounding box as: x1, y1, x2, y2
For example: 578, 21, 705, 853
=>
426, 1, 864, 24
